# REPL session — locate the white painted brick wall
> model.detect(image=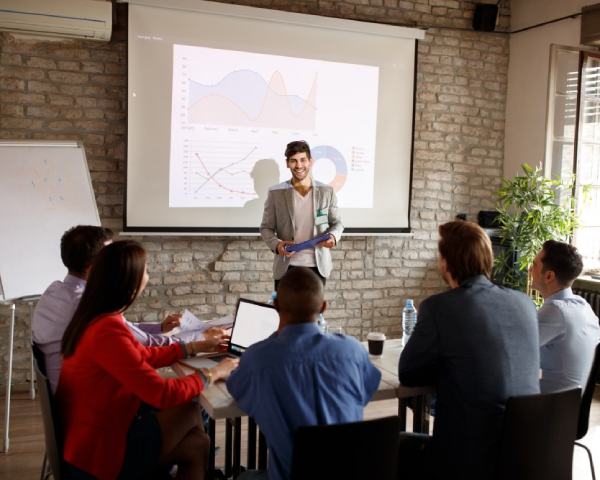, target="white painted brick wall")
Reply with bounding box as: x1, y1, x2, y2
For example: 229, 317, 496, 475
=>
0, 0, 509, 386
